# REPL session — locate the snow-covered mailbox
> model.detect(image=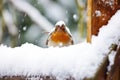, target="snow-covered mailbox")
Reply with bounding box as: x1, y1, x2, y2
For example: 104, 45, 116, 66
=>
0, 0, 120, 80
